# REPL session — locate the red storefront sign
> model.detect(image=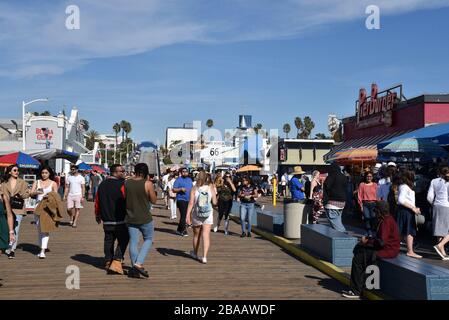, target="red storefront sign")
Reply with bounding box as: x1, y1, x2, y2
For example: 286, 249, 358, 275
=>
35, 128, 54, 140
356, 84, 402, 128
